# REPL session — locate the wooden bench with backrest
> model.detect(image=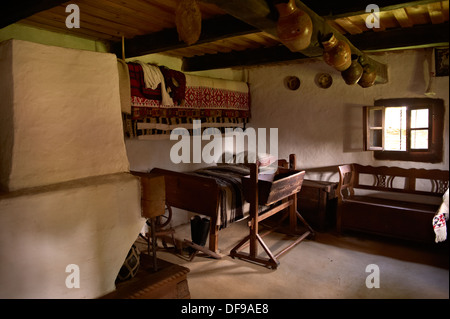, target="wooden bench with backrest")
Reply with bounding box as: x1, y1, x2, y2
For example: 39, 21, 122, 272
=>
337, 164, 449, 243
